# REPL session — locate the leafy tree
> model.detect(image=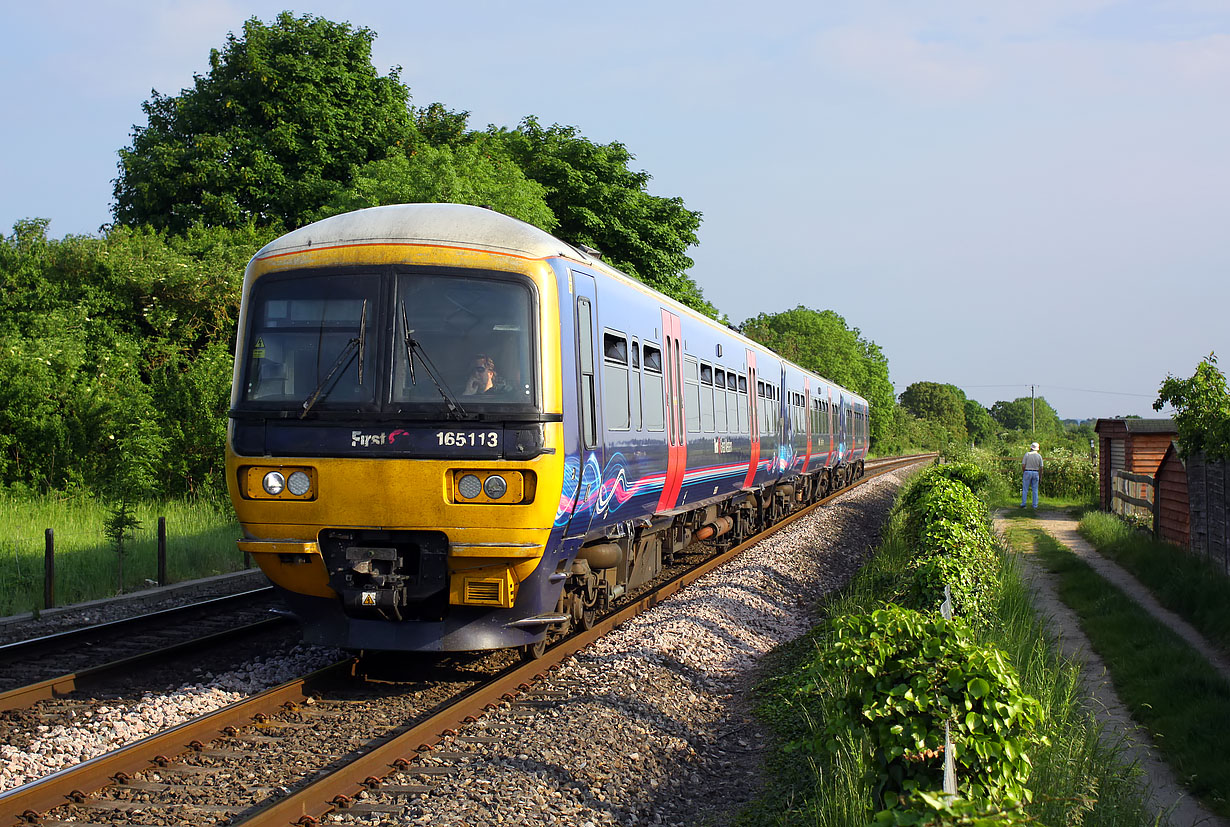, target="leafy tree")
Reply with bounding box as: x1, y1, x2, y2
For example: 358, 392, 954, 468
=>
492, 118, 716, 317
898, 381, 967, 442
413, 102, 473, 148
965, 399, 997, 445
0, 219, 264, 497
876, 406, 952, 455
316, 137, 557, 230
989, 396, 1061, 437
1155, 353, 1230, 460
113, 12, 414, 232
741, 306, 895, 444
